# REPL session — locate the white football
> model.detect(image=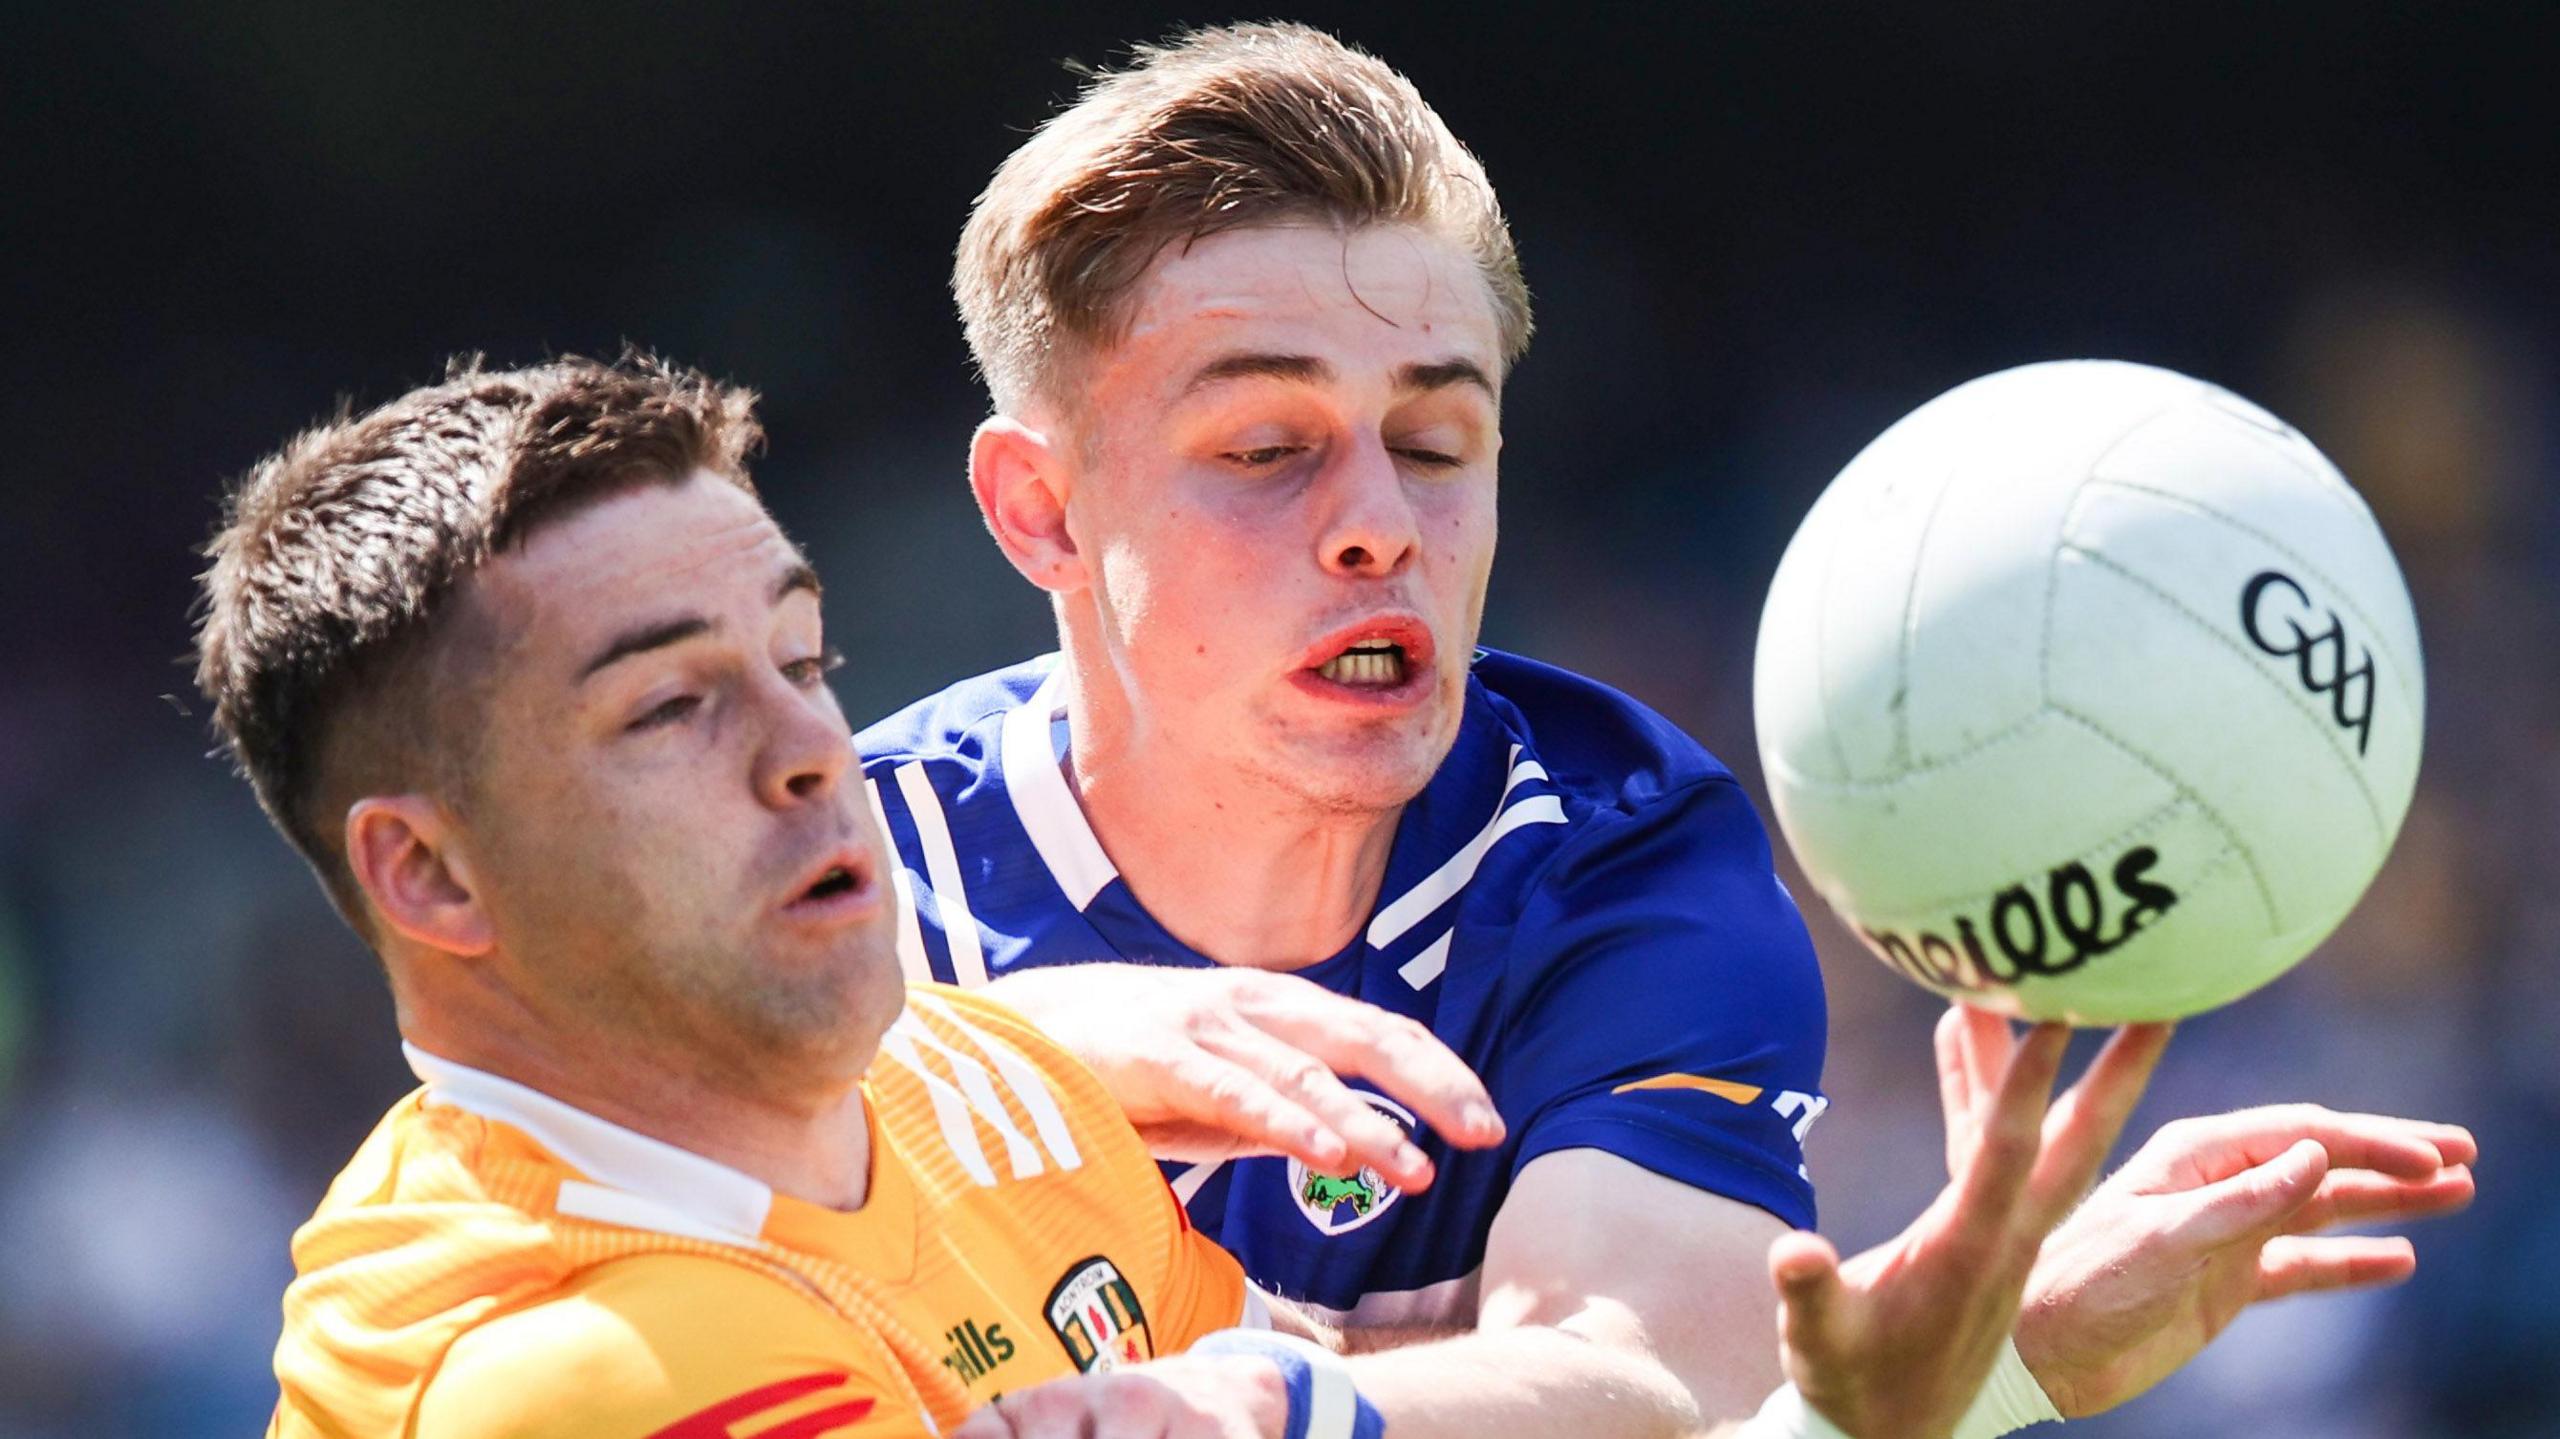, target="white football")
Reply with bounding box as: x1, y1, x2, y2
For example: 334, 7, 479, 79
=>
1753, 360, 2424, 1023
